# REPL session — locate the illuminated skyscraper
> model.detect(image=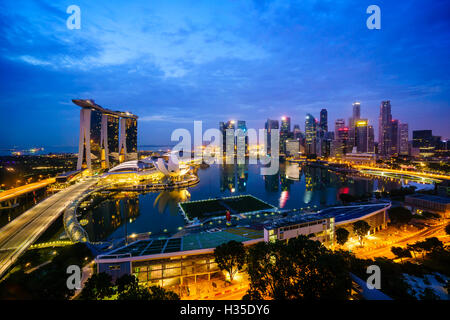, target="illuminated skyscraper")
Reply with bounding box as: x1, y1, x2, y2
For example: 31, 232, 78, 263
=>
355, 119, 368, 153
319, 109, 328, 133
378, 100, 392, 156
73, 99, 138, 170
352, 102, 361, 121
265, 119, 279, 155
305, 114, 317, 156
334, 119, 345, 139
390, 119, 399, 156
399, 123, 409, 155
368, 125, 375, 153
